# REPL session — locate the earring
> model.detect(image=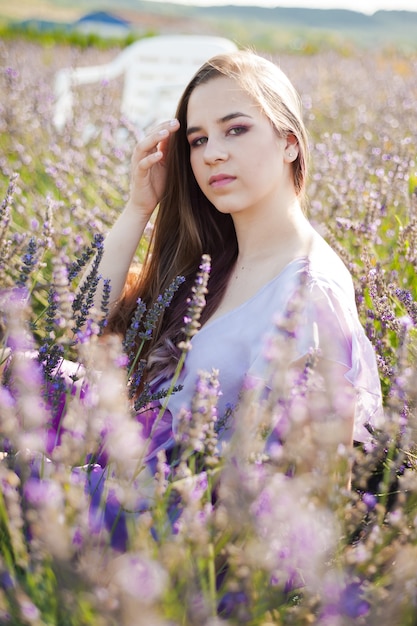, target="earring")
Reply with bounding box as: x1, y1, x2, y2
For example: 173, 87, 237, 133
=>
288, 152, 294, 159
